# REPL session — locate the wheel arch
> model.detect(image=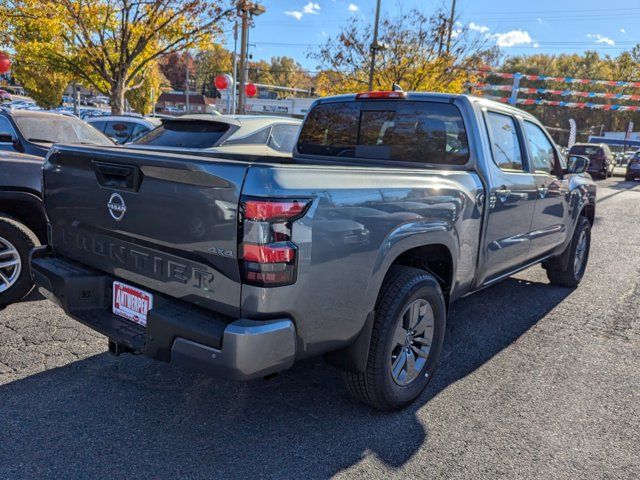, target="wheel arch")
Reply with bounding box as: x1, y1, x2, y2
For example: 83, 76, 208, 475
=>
0, 190, 46, 243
